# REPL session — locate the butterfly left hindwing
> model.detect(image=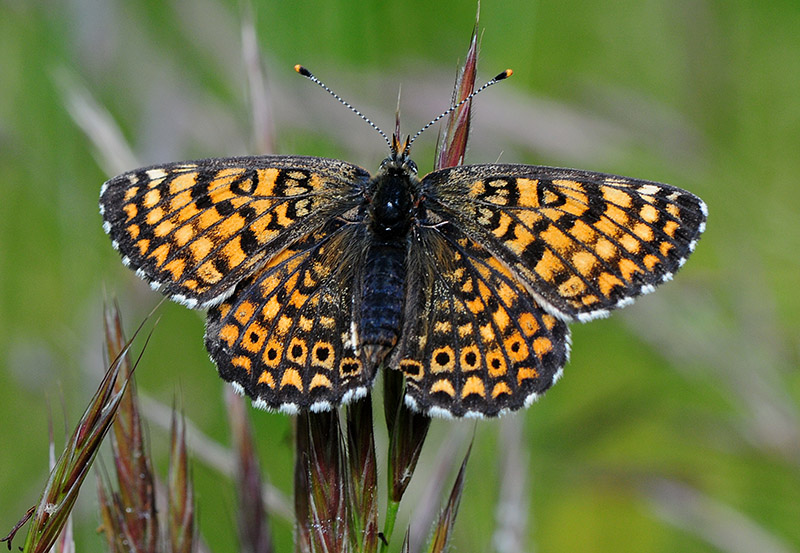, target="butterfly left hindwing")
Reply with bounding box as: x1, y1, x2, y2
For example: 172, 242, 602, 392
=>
205, 221, 373, 414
